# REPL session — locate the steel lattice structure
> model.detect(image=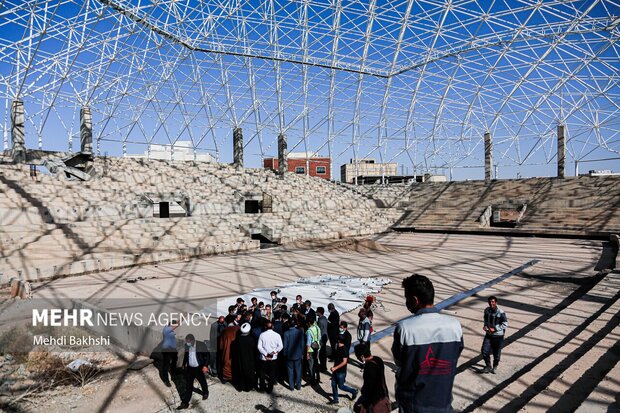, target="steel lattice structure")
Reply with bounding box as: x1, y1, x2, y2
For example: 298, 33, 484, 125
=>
0, 0, 619, 179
